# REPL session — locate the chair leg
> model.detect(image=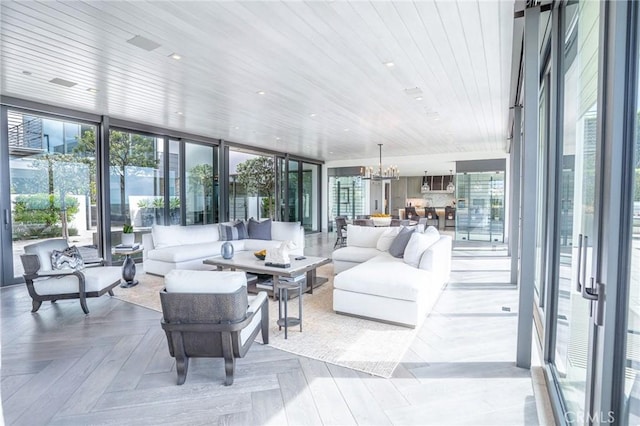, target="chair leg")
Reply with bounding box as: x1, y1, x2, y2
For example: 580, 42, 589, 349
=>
108, 290, 114, 296
31, 300, 42, 313
172, 332, 189, 385
261, 305, 269, 345
221, 332, 235, 386
79, 295, 89, 315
